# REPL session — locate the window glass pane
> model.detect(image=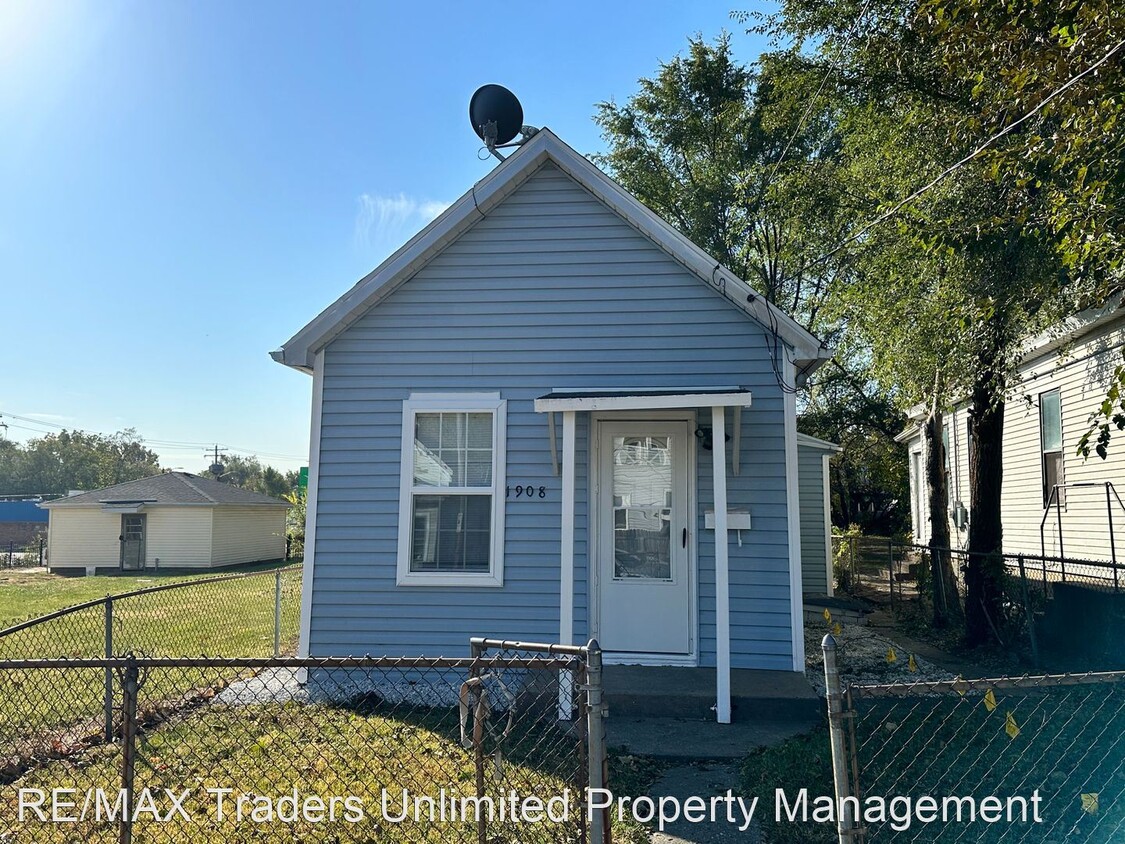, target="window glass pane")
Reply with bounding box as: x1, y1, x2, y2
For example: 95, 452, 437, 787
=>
413, 412, 493, 487
611, 435, 672, 580
410, 494, 491, 572
1040, 391, 1062, 453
